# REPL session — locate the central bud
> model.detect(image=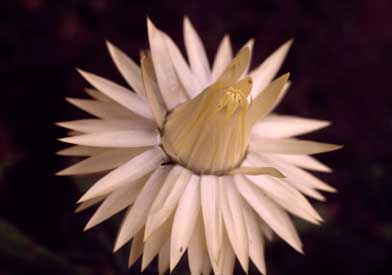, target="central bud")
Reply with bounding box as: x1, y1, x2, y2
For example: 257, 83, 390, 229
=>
161, 77, 253, 175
